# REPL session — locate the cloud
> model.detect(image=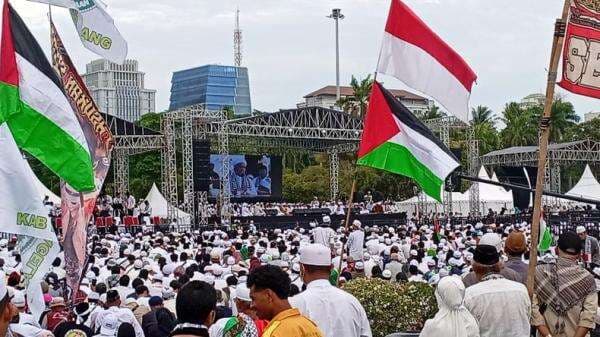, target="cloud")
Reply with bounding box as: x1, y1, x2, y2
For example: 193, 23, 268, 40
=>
6, 0, 598, 117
